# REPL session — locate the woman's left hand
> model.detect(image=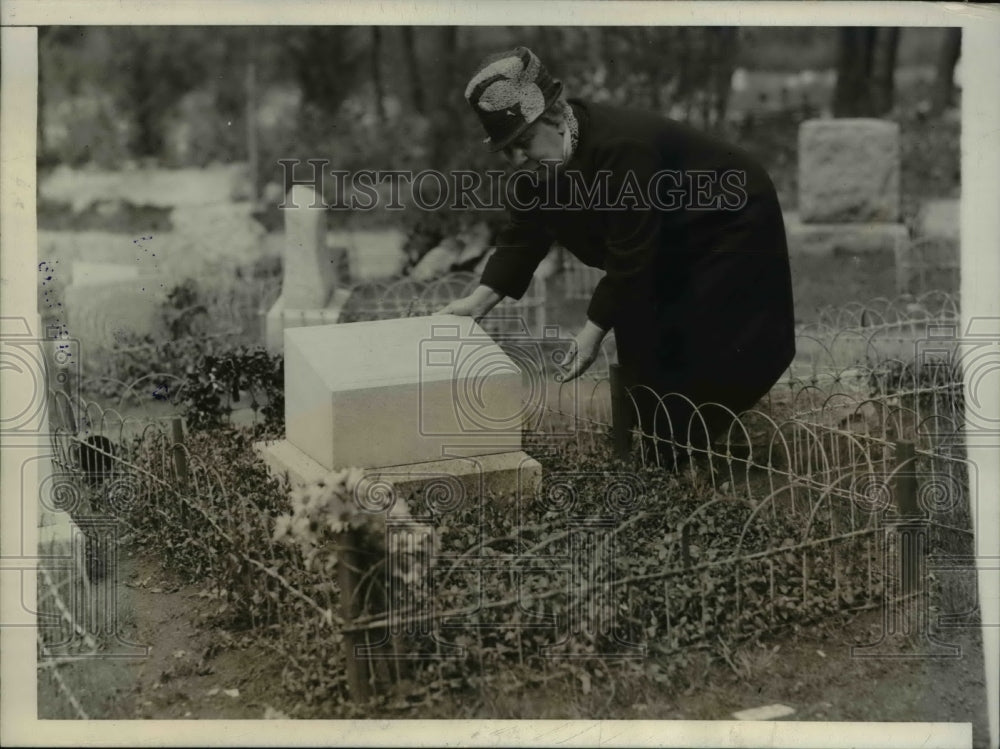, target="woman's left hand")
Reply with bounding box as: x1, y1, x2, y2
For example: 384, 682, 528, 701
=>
557, 321, 608, 382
